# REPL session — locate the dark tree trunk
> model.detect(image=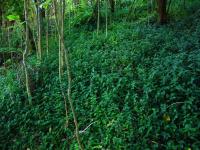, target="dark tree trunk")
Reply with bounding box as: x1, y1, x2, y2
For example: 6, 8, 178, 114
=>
157, 0, 168, 24
90, 0, 99, 23
20, 16, 36, 52
40, 7, 46, 32
41, 8, 45, 18
35, 0, 45, 31
0, 6, 2, 27
109, 0, 115, 13
28, 25, 36, 52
